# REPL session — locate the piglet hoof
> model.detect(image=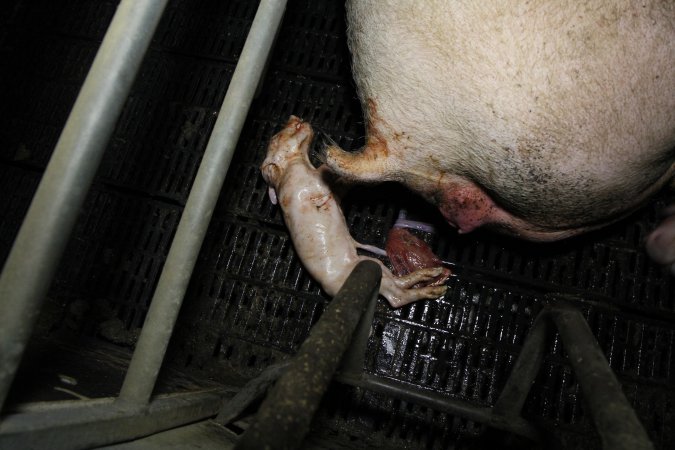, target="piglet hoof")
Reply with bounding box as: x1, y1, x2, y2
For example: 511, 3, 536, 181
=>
384, 284, 448, 309
645, 205, 675, 275
381, 267, 448, 308
395, 266, 450, 289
